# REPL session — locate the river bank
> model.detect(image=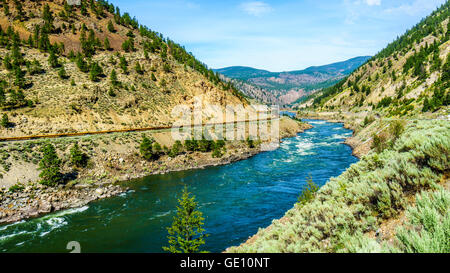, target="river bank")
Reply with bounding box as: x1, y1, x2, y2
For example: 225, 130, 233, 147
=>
227, 118, 449, 253
0, 117, 312, 225
0, 118, 355, 253
296, 111, 374, 158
